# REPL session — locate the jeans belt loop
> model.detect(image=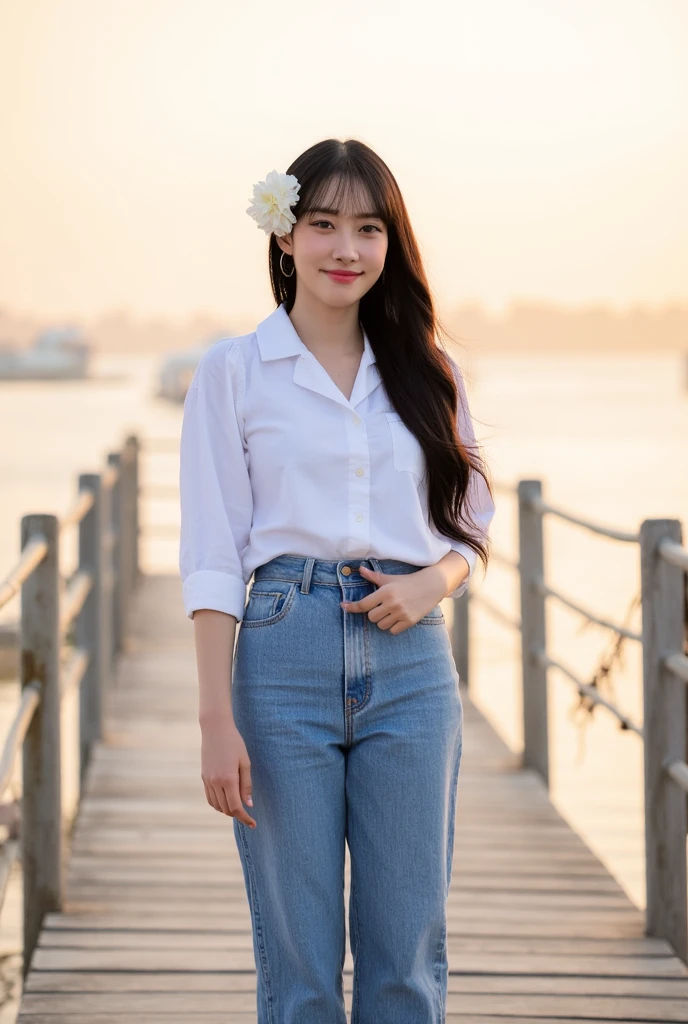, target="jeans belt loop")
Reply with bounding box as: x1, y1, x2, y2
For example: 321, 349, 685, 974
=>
300, 556, 315, 595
